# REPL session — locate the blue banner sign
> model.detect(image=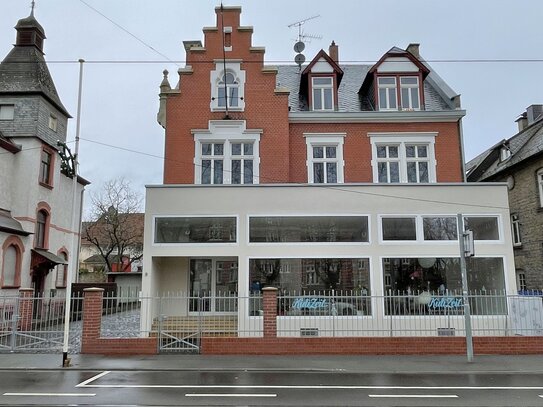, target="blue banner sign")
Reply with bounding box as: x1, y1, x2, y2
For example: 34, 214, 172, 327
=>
428, 296, 463, 309
291, 297, 329, 309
